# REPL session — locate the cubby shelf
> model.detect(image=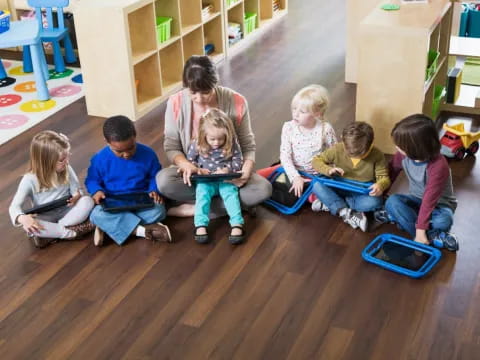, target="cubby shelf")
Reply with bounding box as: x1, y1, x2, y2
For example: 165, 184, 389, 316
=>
356, 0, 453, 154
74, 0, 286, 120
